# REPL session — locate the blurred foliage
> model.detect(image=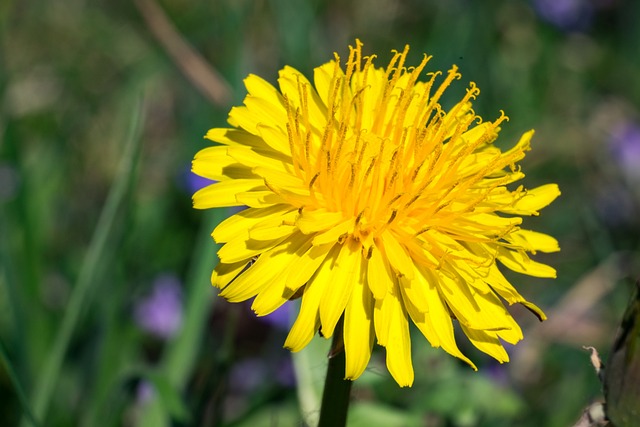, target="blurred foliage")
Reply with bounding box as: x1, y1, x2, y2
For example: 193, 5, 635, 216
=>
1, 0, 640, 426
